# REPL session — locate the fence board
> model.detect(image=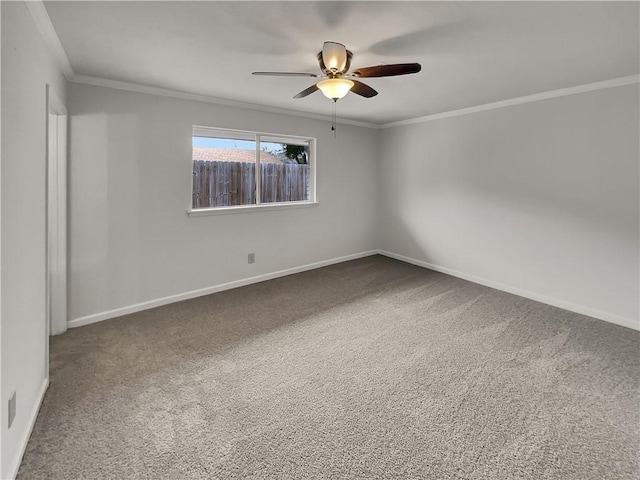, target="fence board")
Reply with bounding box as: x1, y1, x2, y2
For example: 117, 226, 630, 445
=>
192, 161, 309, 208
